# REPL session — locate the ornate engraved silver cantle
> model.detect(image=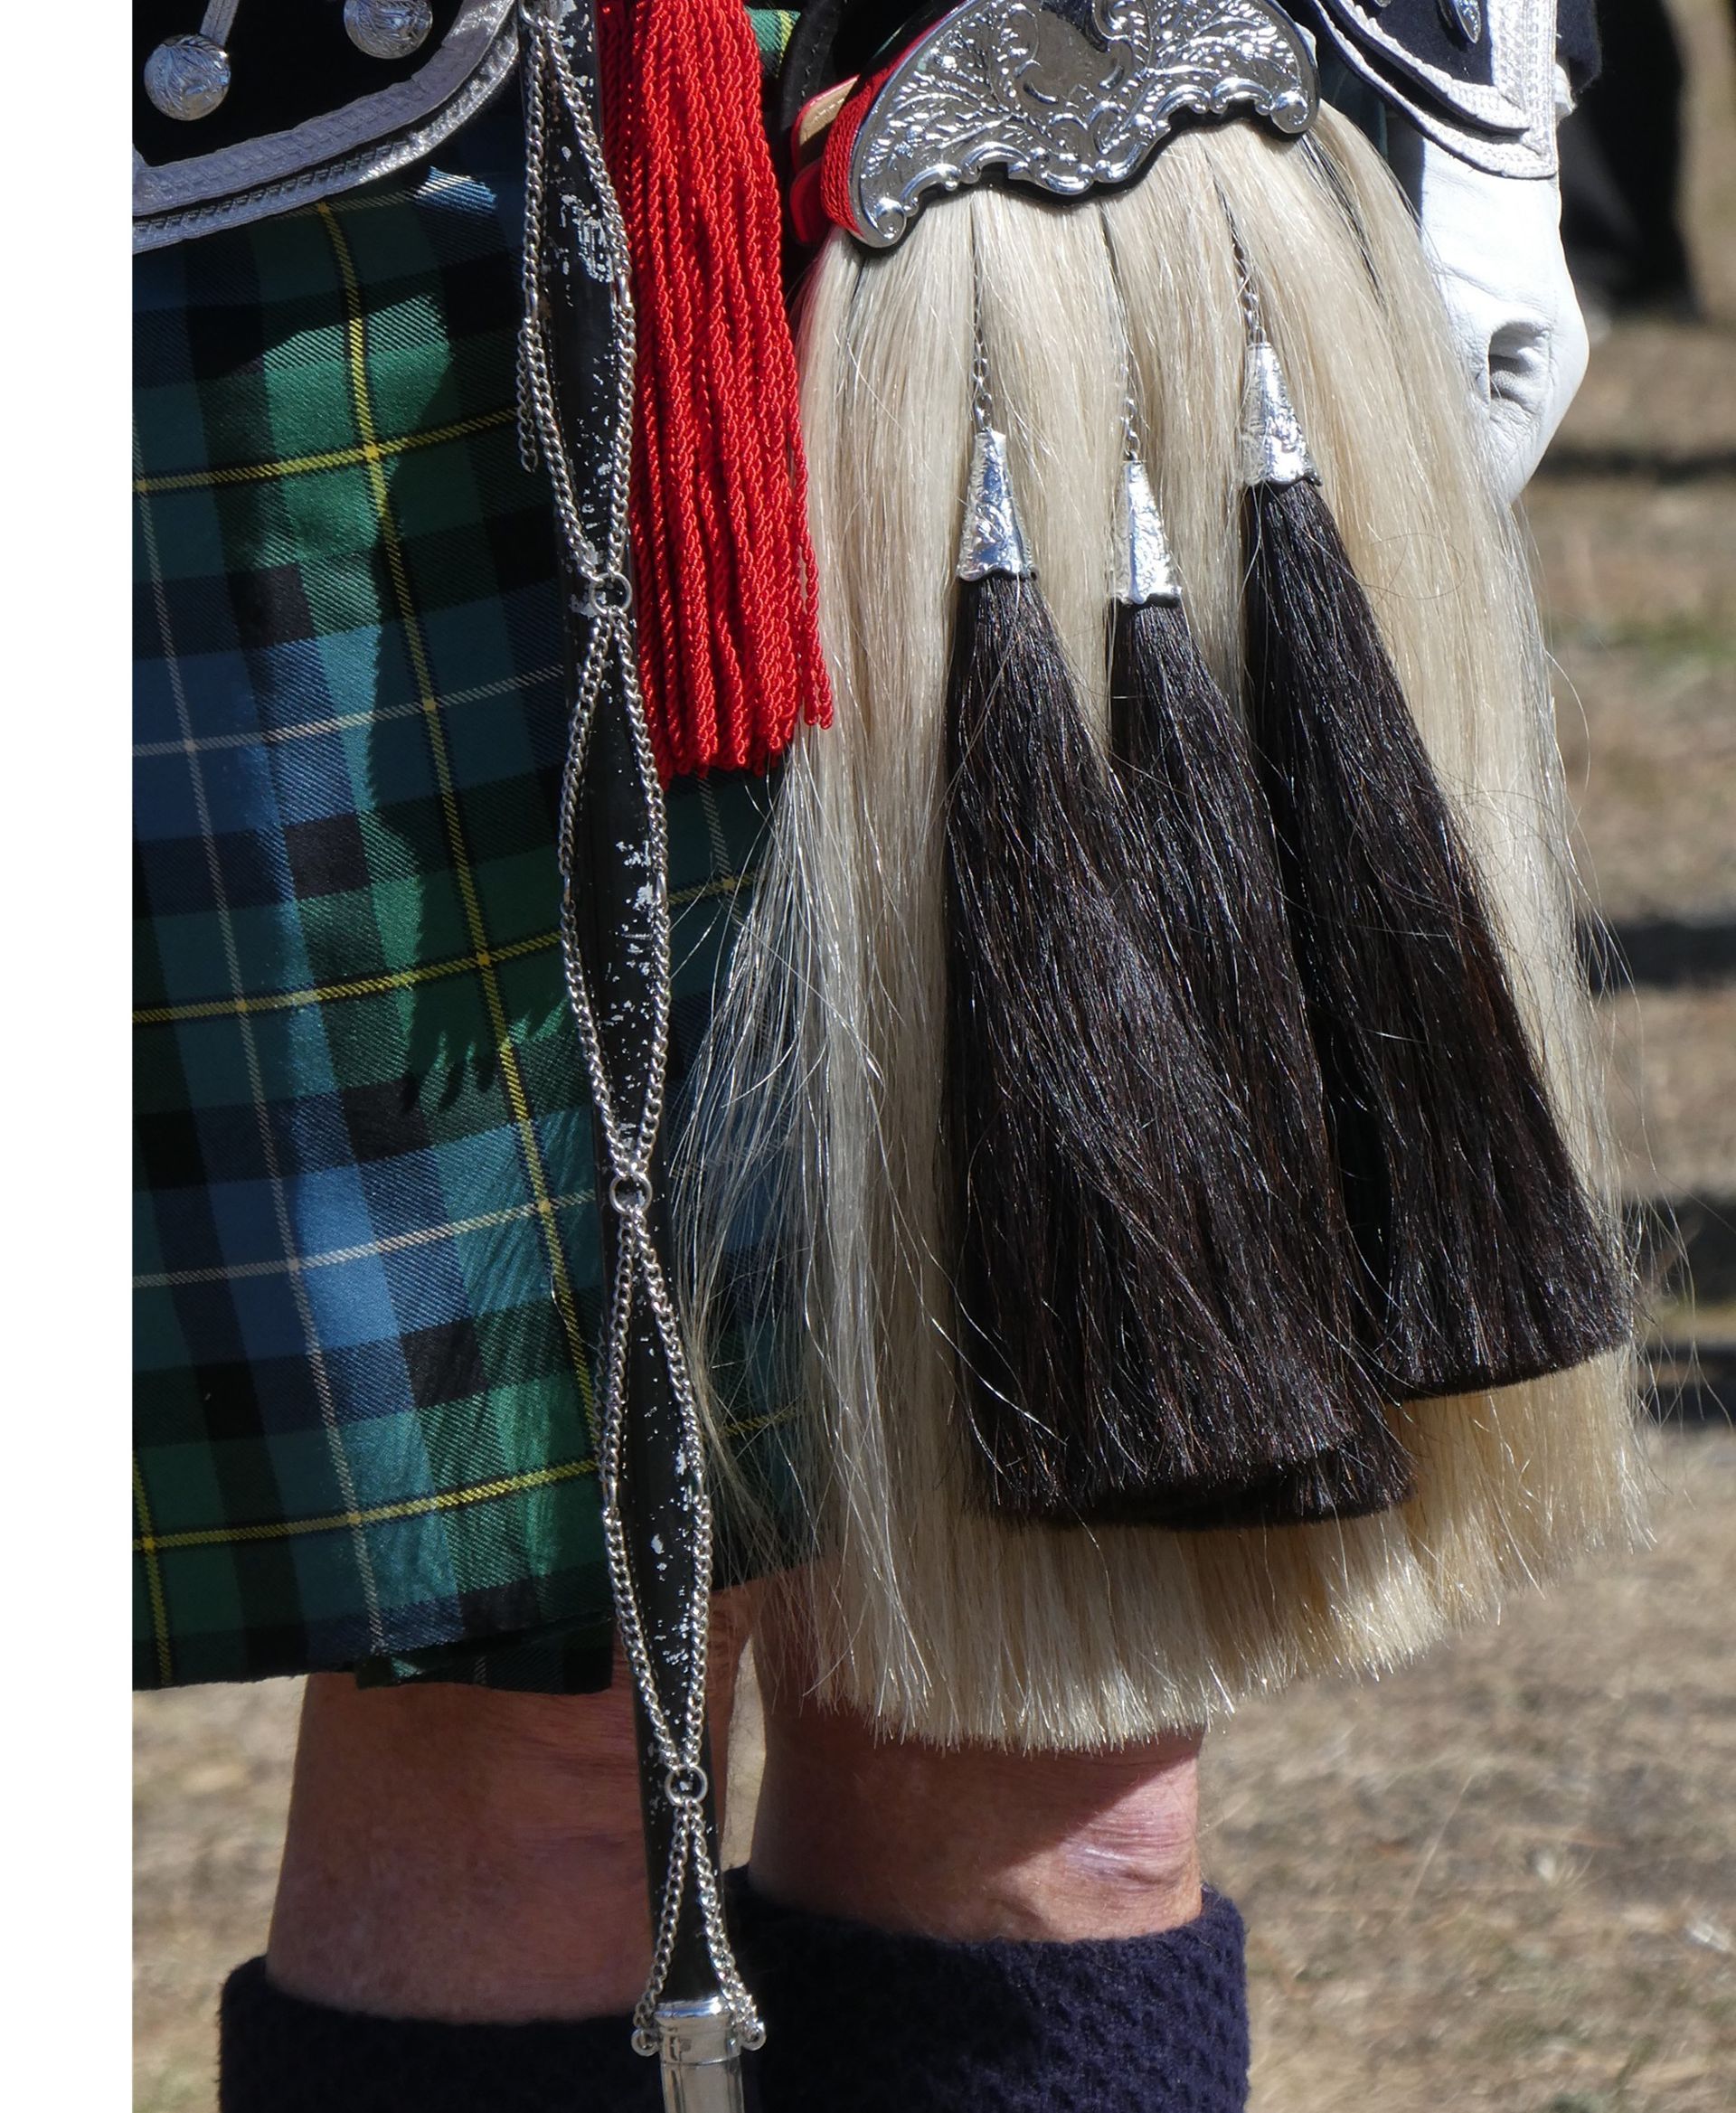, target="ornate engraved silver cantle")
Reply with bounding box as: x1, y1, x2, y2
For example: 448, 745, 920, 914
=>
846, 0, 1319, 248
